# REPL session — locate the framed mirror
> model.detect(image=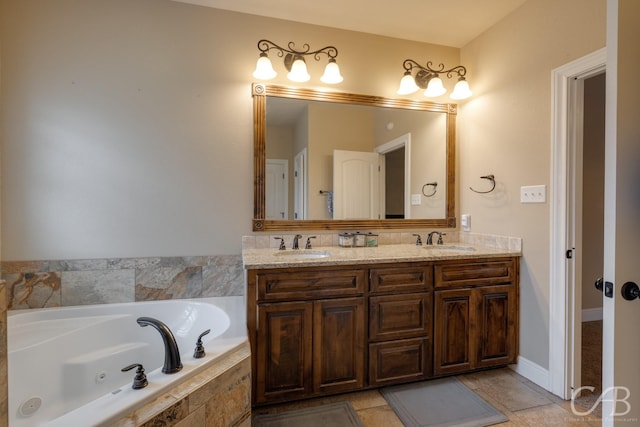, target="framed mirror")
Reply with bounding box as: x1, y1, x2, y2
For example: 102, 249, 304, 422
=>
253, 83, 456, 231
